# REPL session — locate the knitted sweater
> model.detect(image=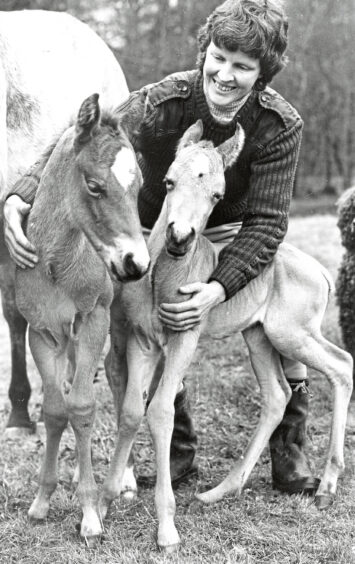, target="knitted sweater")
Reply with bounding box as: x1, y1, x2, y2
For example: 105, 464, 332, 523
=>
10, 70, 303, 300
